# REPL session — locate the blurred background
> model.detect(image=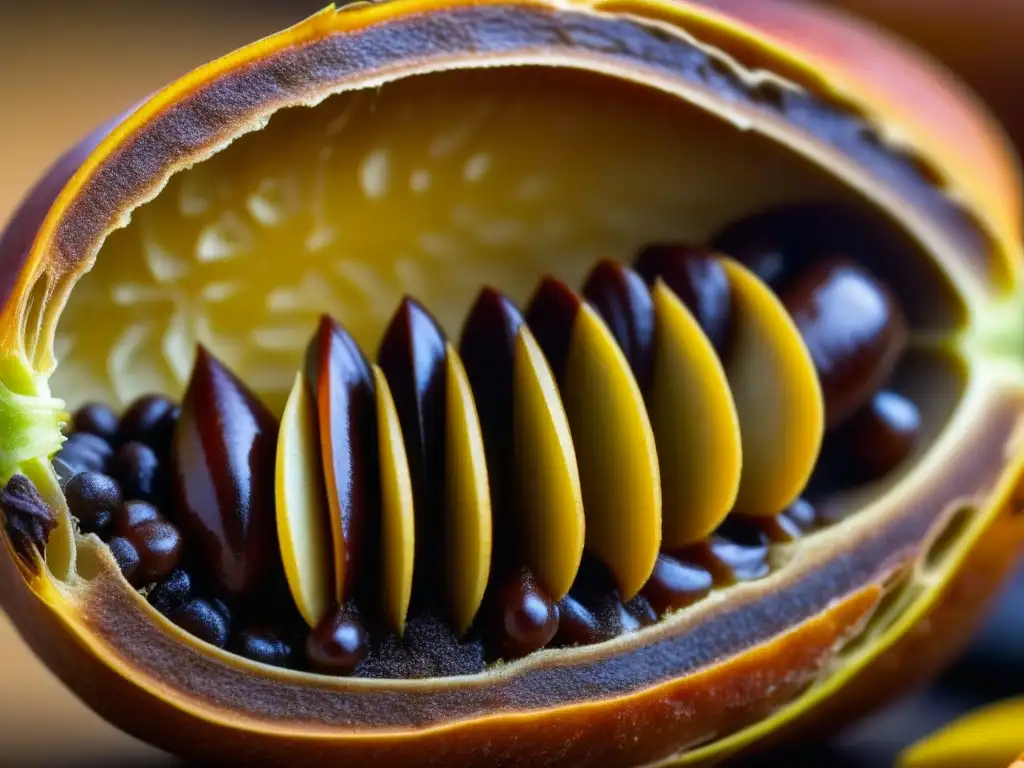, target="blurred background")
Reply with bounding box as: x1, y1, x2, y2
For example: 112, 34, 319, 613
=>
0, 1, 1021, 765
